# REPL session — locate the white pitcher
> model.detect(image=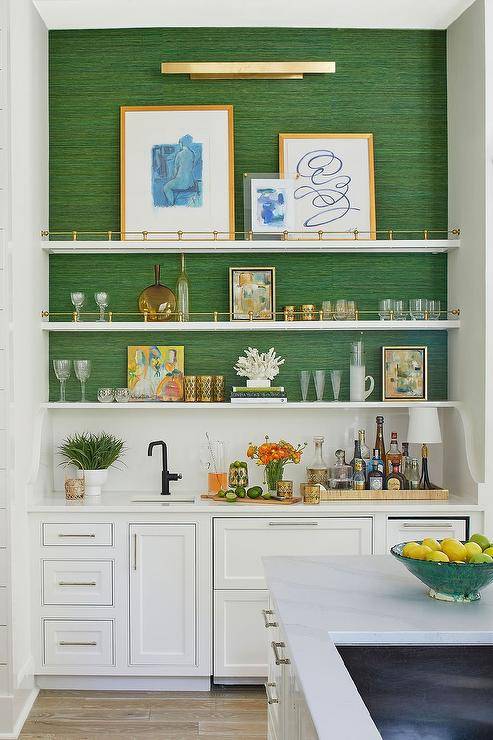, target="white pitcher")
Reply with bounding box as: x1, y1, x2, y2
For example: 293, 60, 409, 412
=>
349, 339, 375, 402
